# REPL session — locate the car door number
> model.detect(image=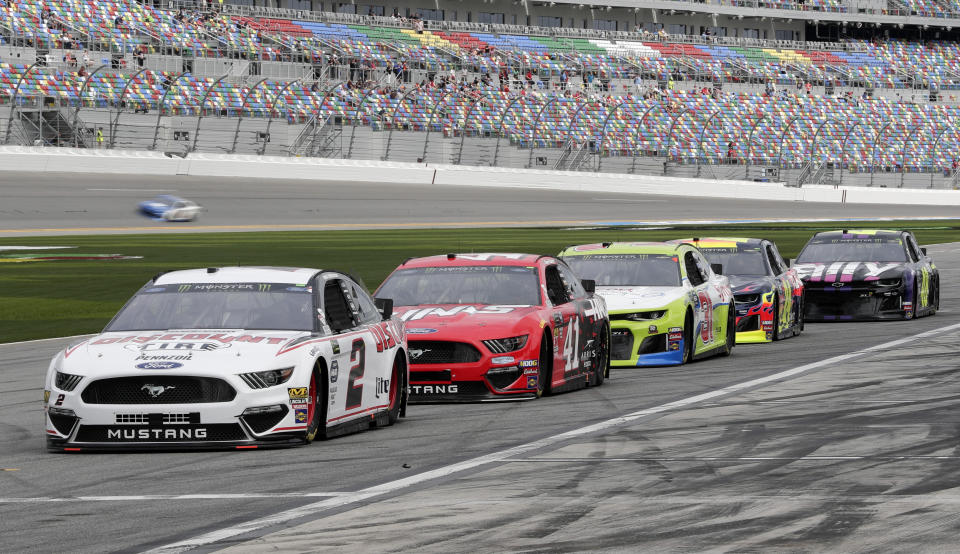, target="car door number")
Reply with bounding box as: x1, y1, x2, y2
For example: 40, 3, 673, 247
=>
346, 338, 365, 410
562, 317, 580, 372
